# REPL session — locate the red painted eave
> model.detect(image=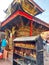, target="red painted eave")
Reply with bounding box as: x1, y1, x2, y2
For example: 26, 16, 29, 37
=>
33, 17, 49, 28
1, 10, 33, 27
1, 10, 49, 29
